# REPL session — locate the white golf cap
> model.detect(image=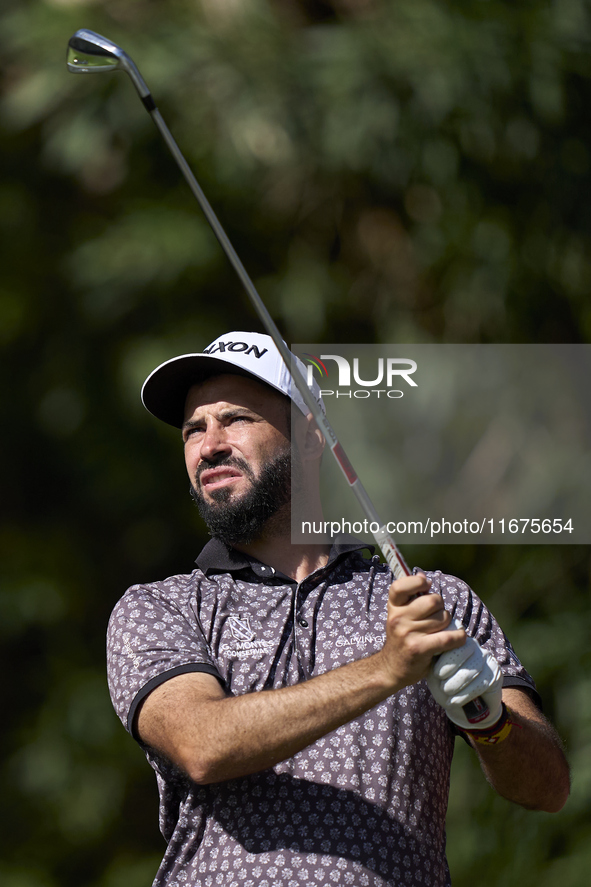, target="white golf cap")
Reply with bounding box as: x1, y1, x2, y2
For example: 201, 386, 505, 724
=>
141, 331, 325, 428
